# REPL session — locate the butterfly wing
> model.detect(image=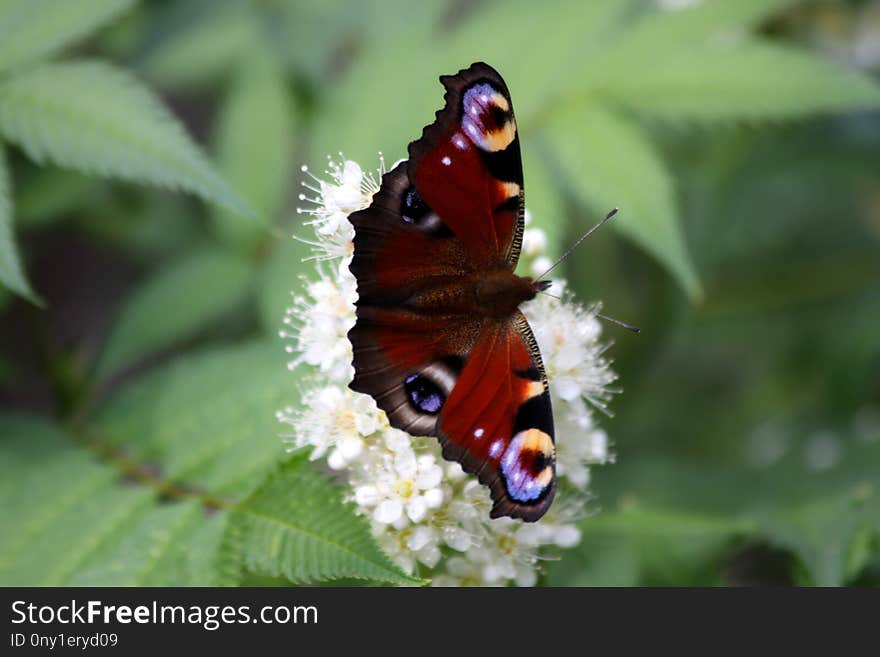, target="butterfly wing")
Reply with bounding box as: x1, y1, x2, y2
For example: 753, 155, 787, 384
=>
349, 305, 556, 521
438, 313, 555, 520
409, 61, 525, 267
347, 62, 555, 521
